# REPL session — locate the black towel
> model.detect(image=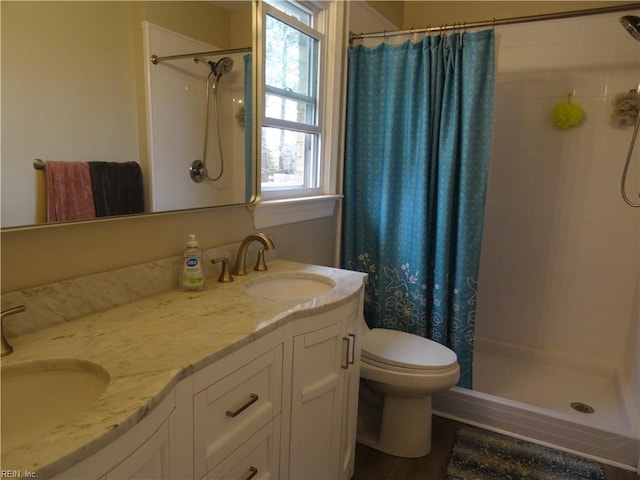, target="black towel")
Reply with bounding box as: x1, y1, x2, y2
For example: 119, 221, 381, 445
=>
88, 162, 144, 217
